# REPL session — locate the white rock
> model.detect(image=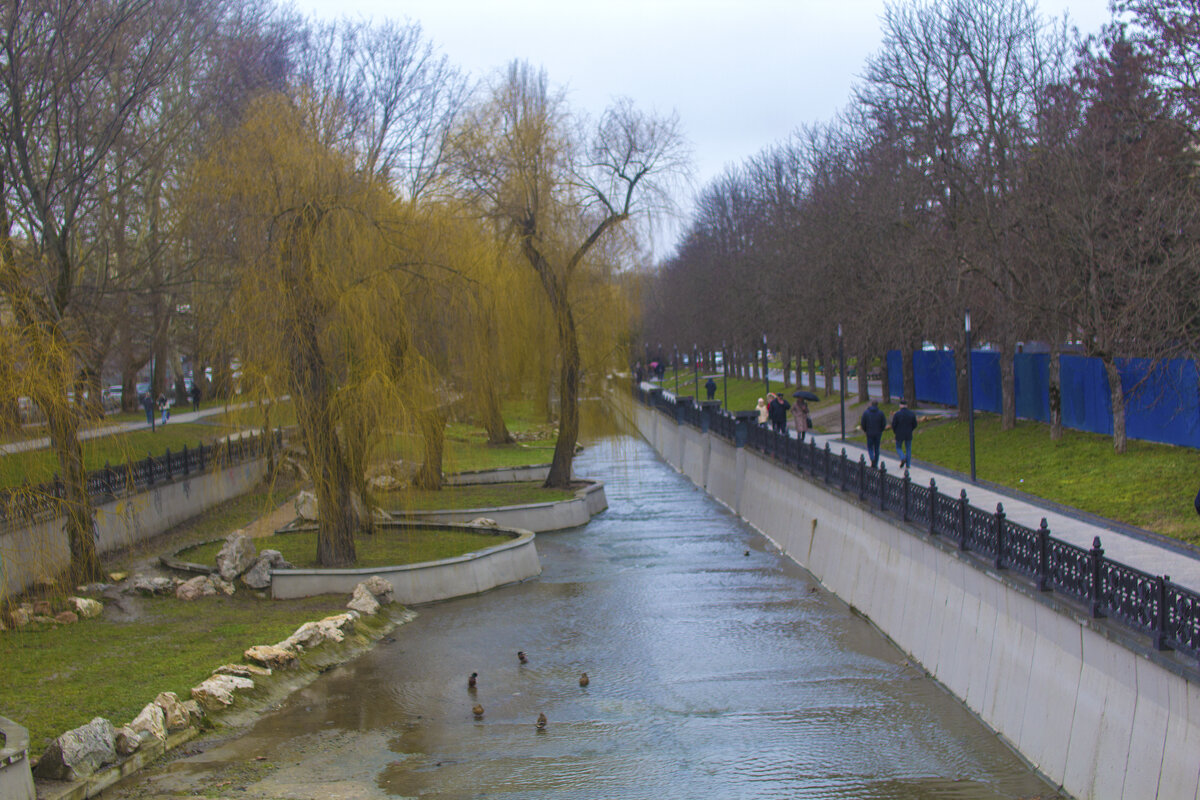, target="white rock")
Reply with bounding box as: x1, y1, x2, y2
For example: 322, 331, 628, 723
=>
114, 725, 141, 757
128, 702, 166, 743
468, 517, 499, 527
347, 584, 380, 615
69, 596, 104, 618
191, 674, 255, 712
154, 692, 192, 731
295, 490, 319, 521
278, 613, 356, 651
244, 644, 296, 669
215, 663, 272, 678
33, 717, 117, 781
175, 575, 217, 601
216, 530, 257, 581
363, 575, 394, 604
